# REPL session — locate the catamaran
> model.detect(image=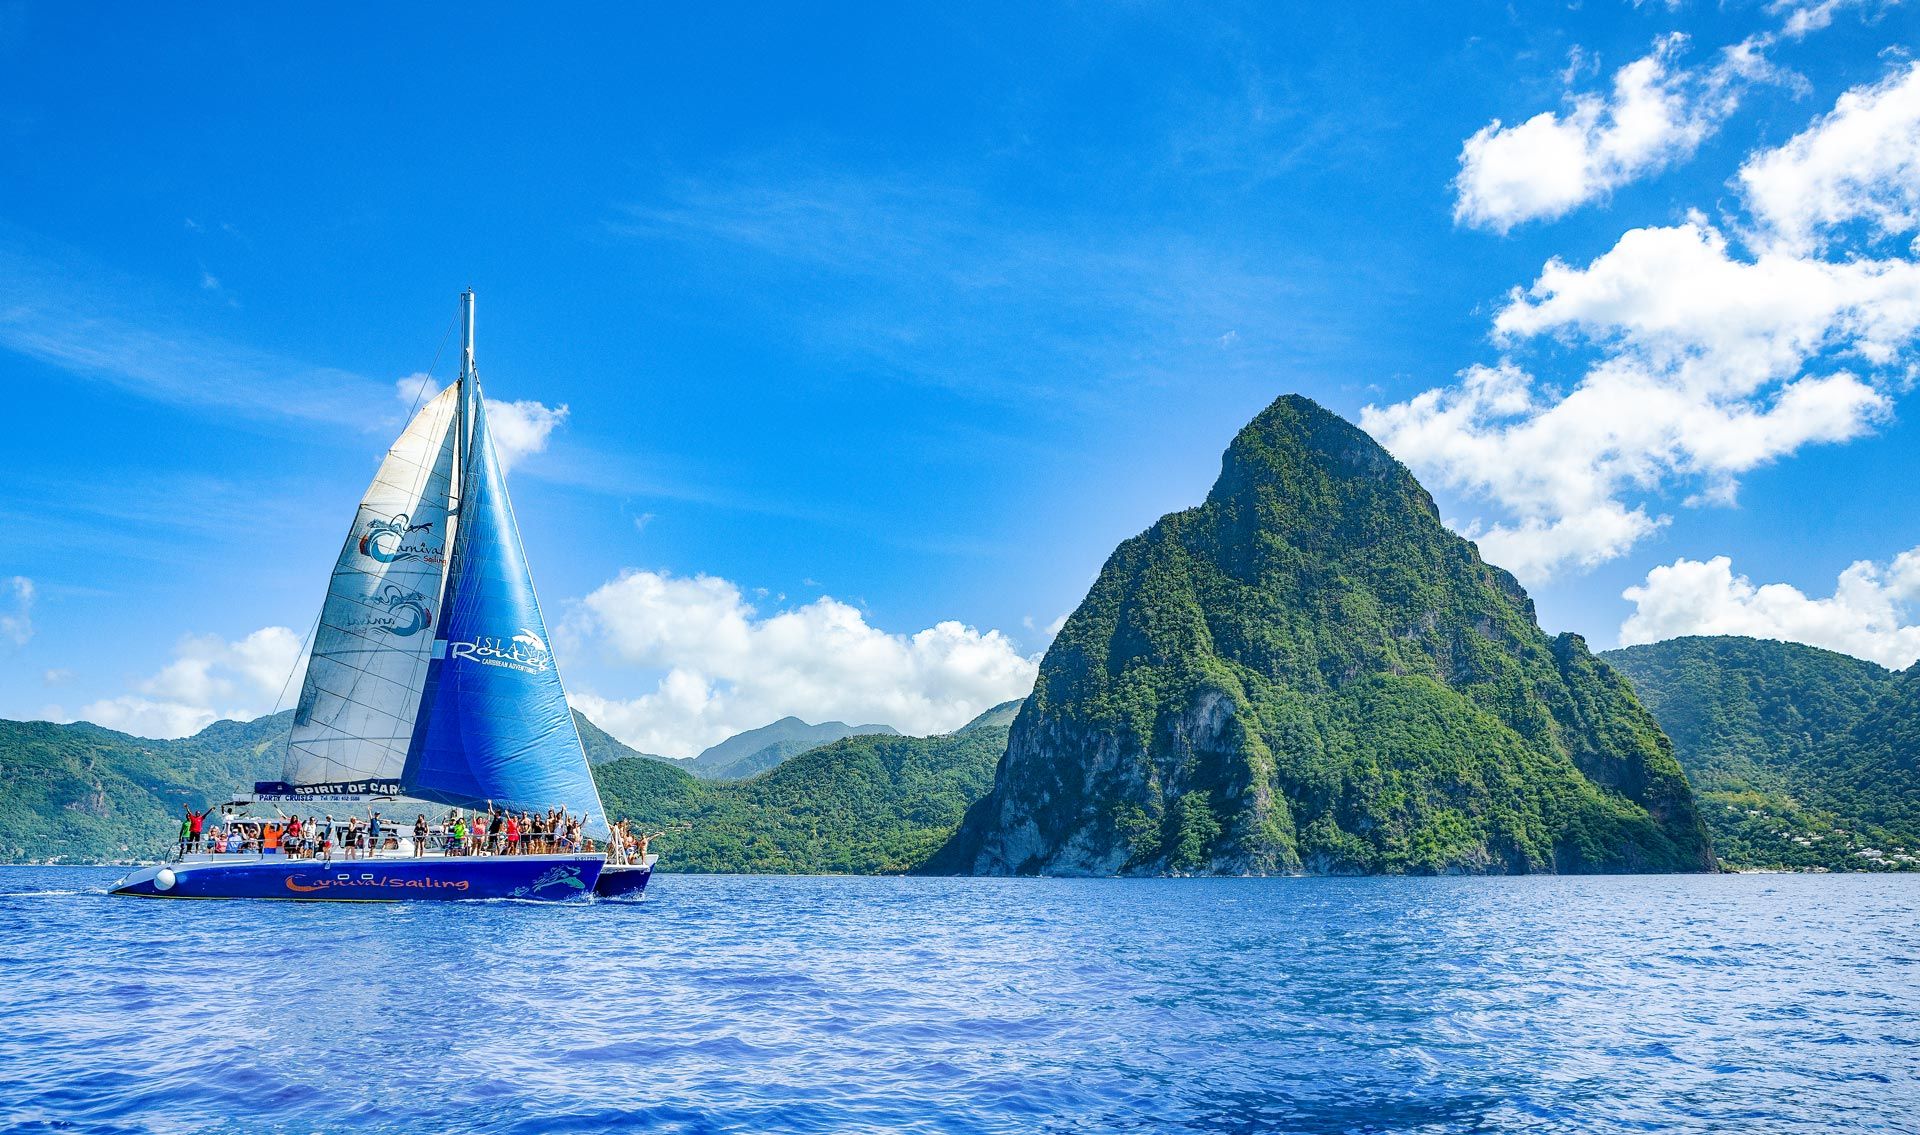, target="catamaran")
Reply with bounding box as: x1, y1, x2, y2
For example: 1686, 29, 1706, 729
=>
113, 292, 653, 902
